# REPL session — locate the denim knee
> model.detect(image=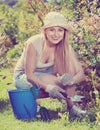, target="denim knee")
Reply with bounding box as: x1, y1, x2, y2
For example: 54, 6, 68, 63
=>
14, 72, 31, 89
